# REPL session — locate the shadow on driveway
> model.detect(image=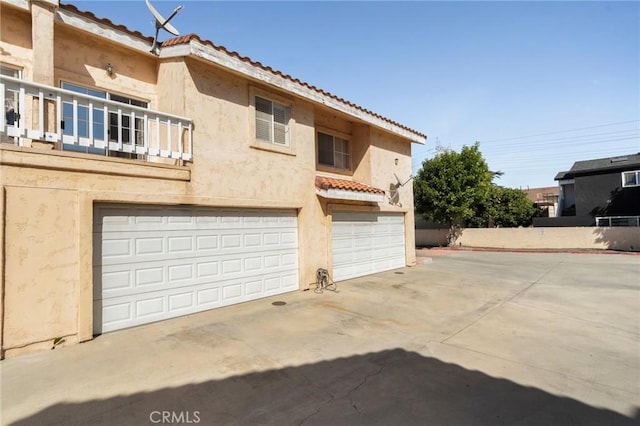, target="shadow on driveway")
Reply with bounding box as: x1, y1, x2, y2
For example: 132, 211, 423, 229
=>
13, 348, 638, 426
